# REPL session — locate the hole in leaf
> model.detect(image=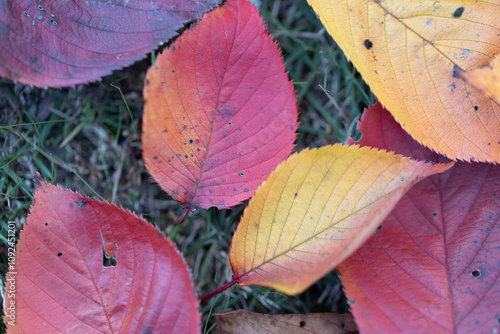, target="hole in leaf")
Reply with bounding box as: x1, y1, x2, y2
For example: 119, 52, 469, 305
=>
363, 39, 373, 49
188, 139, 194, 144
23, 11, 29, 16
453, 7, 465, 18
57, 252, 62, 257
299, 321, 306, 328
472, 270, 480, 277
377, 225, 383, 230
77, 201, 87, 208
238, 172, 244, 177
103, 252, 118, 268
100, 228, 118, 268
